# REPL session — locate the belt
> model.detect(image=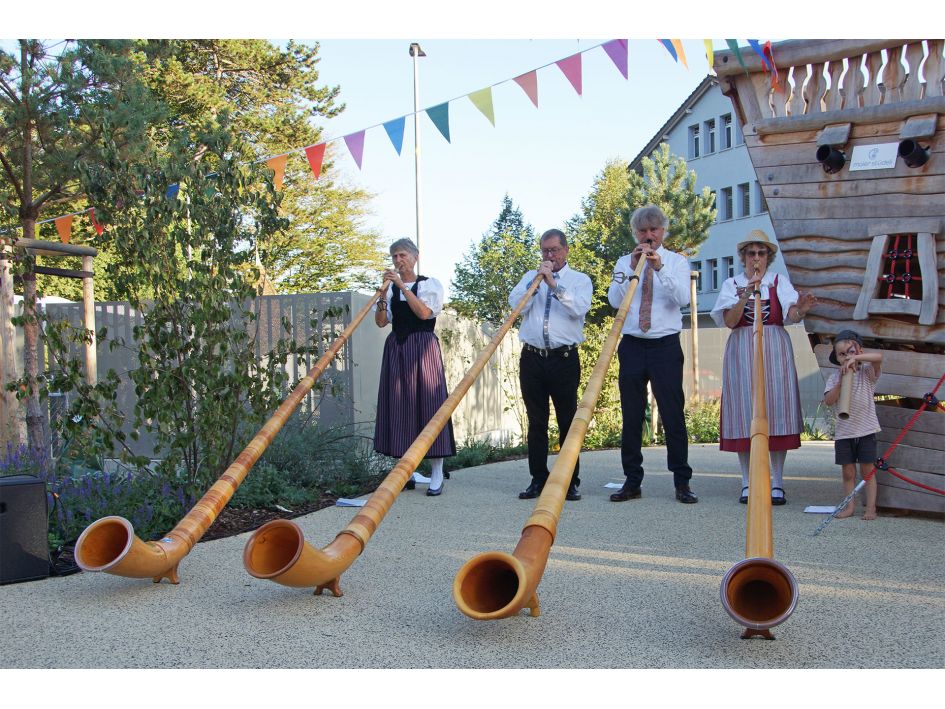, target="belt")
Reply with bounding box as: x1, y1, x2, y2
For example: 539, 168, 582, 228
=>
523, 343, 577, 358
